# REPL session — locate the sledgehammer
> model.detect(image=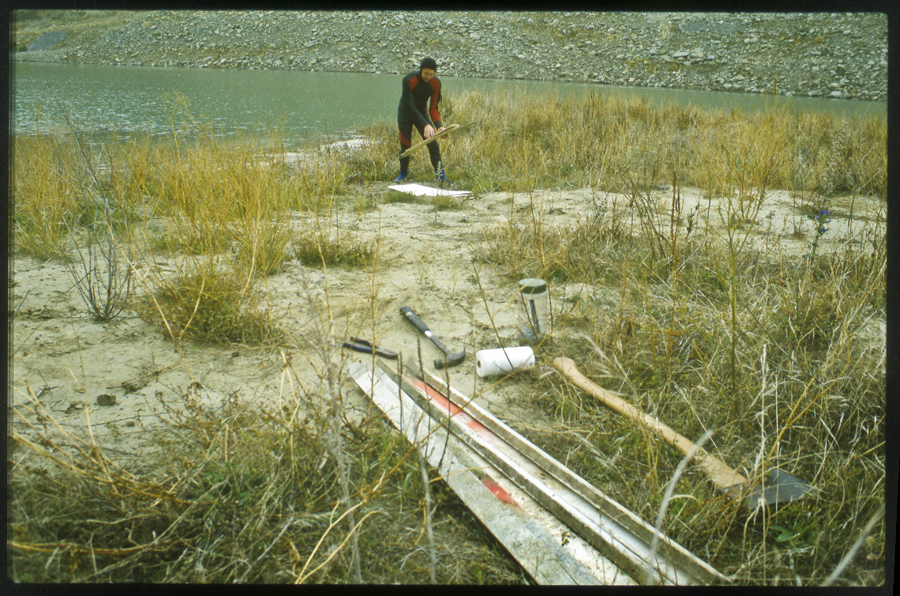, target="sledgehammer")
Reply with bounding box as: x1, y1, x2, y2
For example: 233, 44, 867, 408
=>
400, 306, 465, 369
